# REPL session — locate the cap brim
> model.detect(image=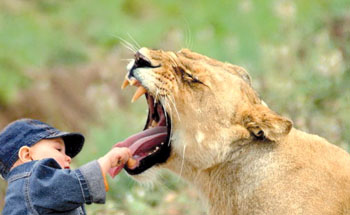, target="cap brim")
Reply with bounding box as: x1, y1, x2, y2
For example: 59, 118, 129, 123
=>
46, 132, 85, 158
